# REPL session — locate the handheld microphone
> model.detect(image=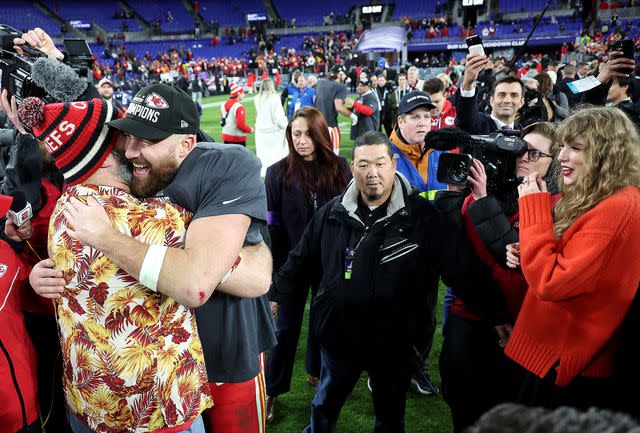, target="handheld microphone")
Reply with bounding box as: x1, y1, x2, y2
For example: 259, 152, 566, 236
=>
6, 190, 32, 227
